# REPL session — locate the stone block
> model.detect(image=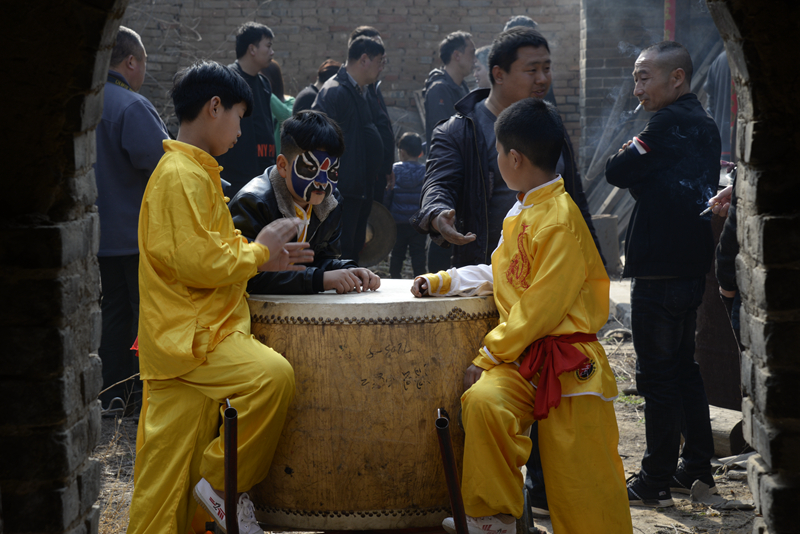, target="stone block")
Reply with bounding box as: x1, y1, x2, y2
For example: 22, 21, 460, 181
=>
1, 476, 80, 532
742, 312, 800, 371
0, 214, 100, 270
747, 453, 769, 512
0, 402, 101, 480
752, 363, 798, 419
760, 472, 800, 534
